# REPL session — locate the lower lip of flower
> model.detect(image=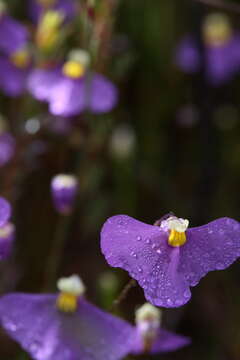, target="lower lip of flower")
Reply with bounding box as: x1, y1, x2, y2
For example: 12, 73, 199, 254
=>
56, 292, 79, 313
62, 61, 85, 79
168, 229, 186, 247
